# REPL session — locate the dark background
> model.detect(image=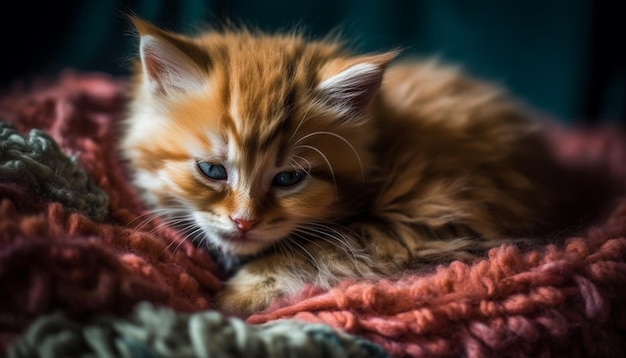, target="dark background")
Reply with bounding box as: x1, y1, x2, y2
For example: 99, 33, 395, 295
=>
1, 0, 623, 125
